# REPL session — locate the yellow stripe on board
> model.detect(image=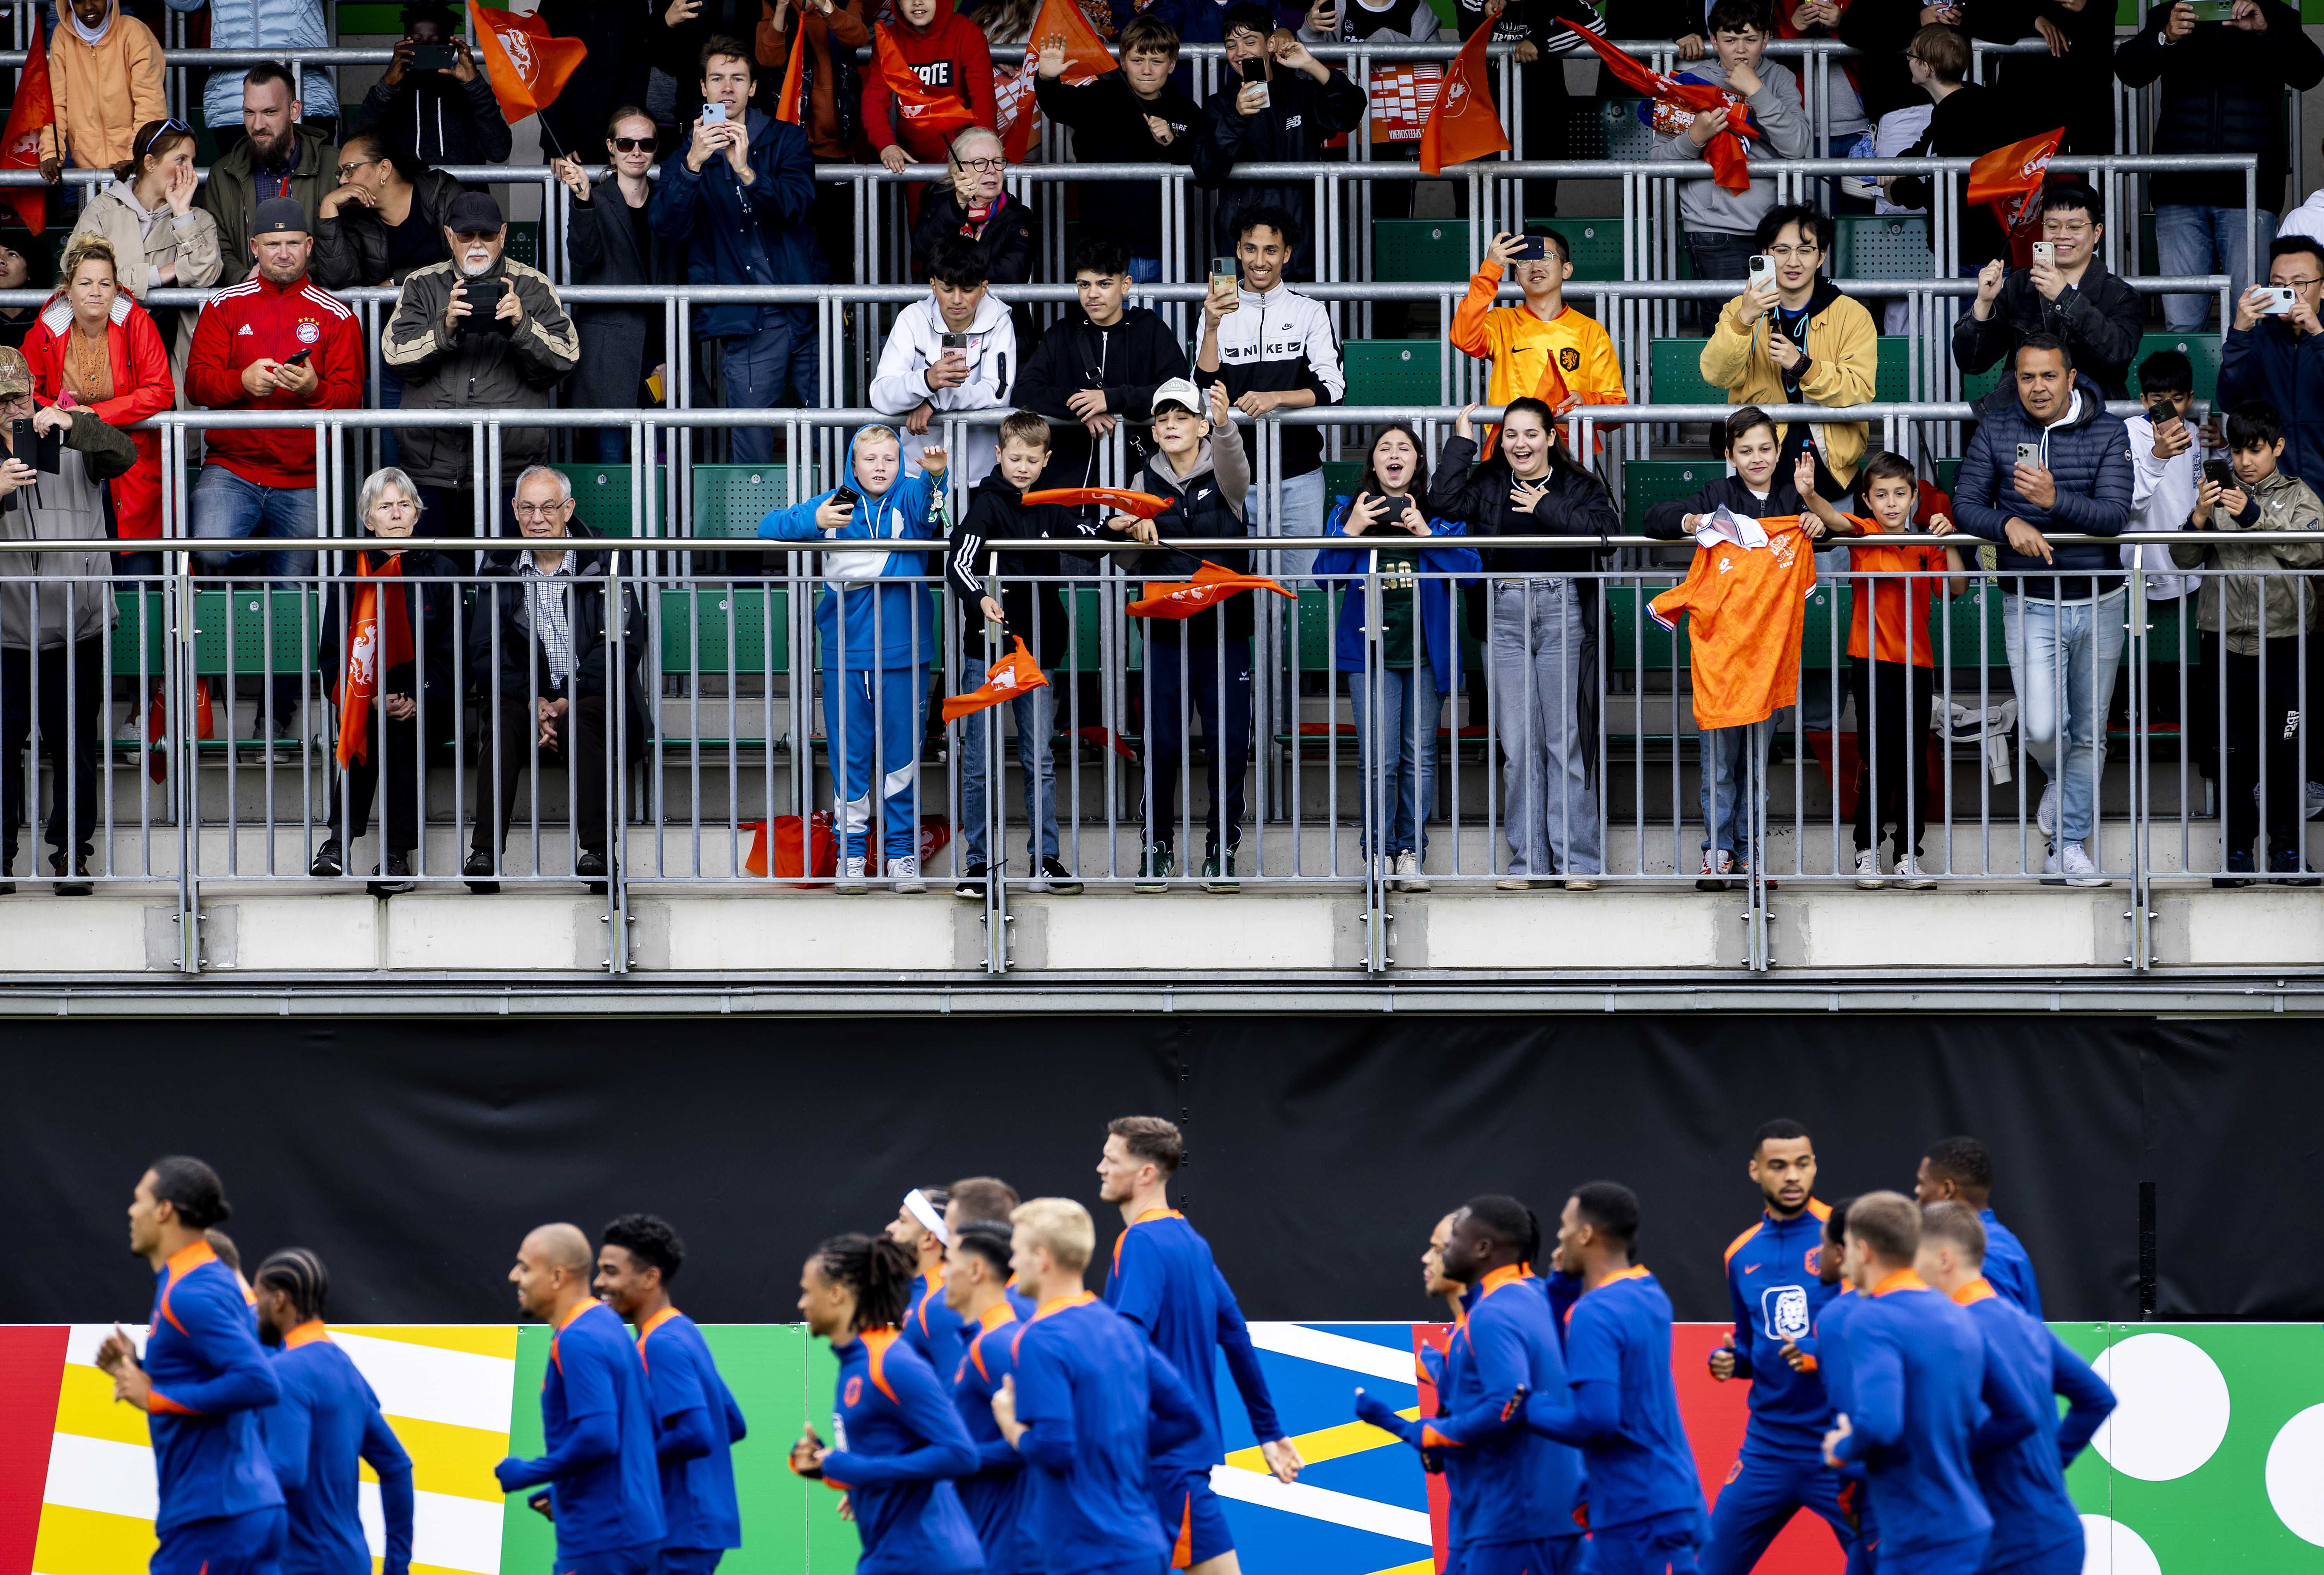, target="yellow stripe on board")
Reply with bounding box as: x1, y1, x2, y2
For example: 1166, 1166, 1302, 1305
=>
1360, 1561, 1438, 1575
1223, 1409, 1420, 1474
360, 1412, 511, 1502
31, 1500, 156, 1575
49, 1364, 151, 1449
389, 1564, 490, 1575
337, 1325, 519, 1360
